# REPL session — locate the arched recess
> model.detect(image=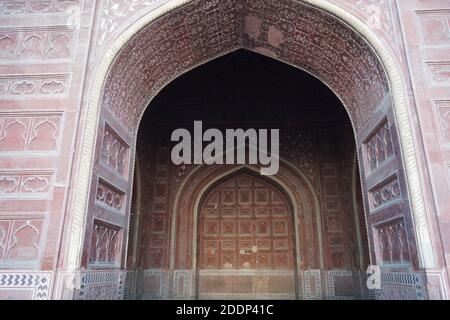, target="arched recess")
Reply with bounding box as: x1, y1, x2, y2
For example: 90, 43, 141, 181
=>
178, 163, 321, 262
66, 0, 436, 298
174, 163, 321, 299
